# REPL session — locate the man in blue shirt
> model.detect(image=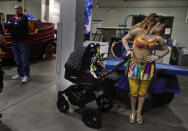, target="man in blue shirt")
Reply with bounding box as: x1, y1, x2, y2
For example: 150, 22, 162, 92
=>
5, 5, 30, 83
